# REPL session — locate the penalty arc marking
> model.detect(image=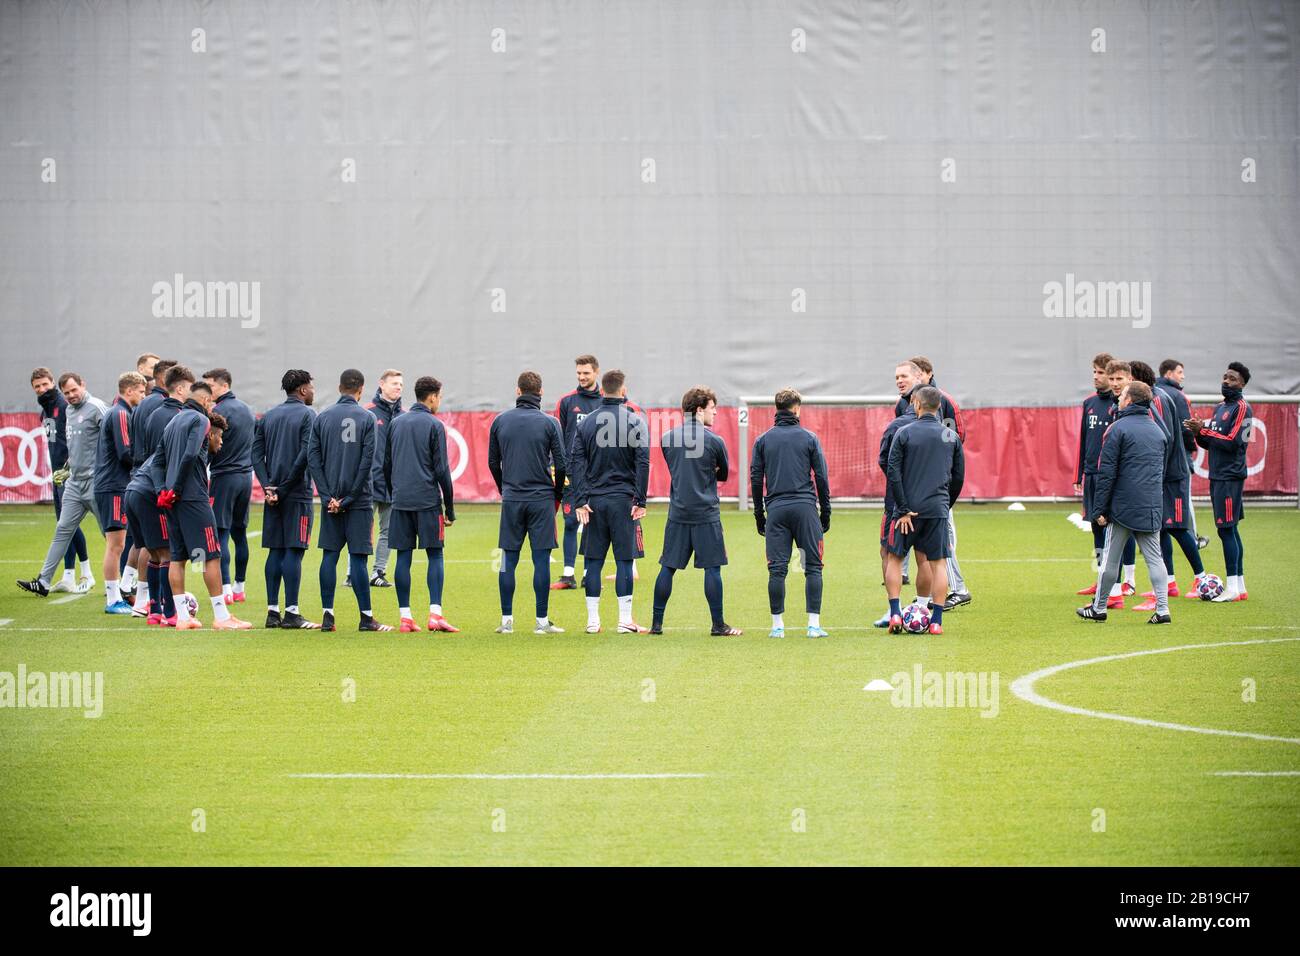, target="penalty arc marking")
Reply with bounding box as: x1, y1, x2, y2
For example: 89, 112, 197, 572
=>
1010, 637, 1300, 746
